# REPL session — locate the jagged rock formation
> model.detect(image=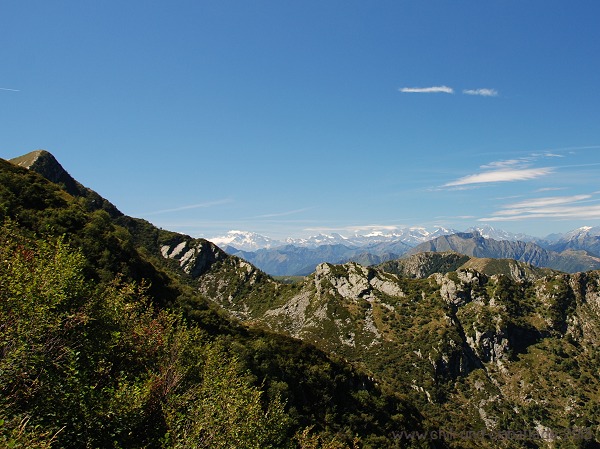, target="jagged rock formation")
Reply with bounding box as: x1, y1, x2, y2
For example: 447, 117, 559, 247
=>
159, 236, 227, 277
